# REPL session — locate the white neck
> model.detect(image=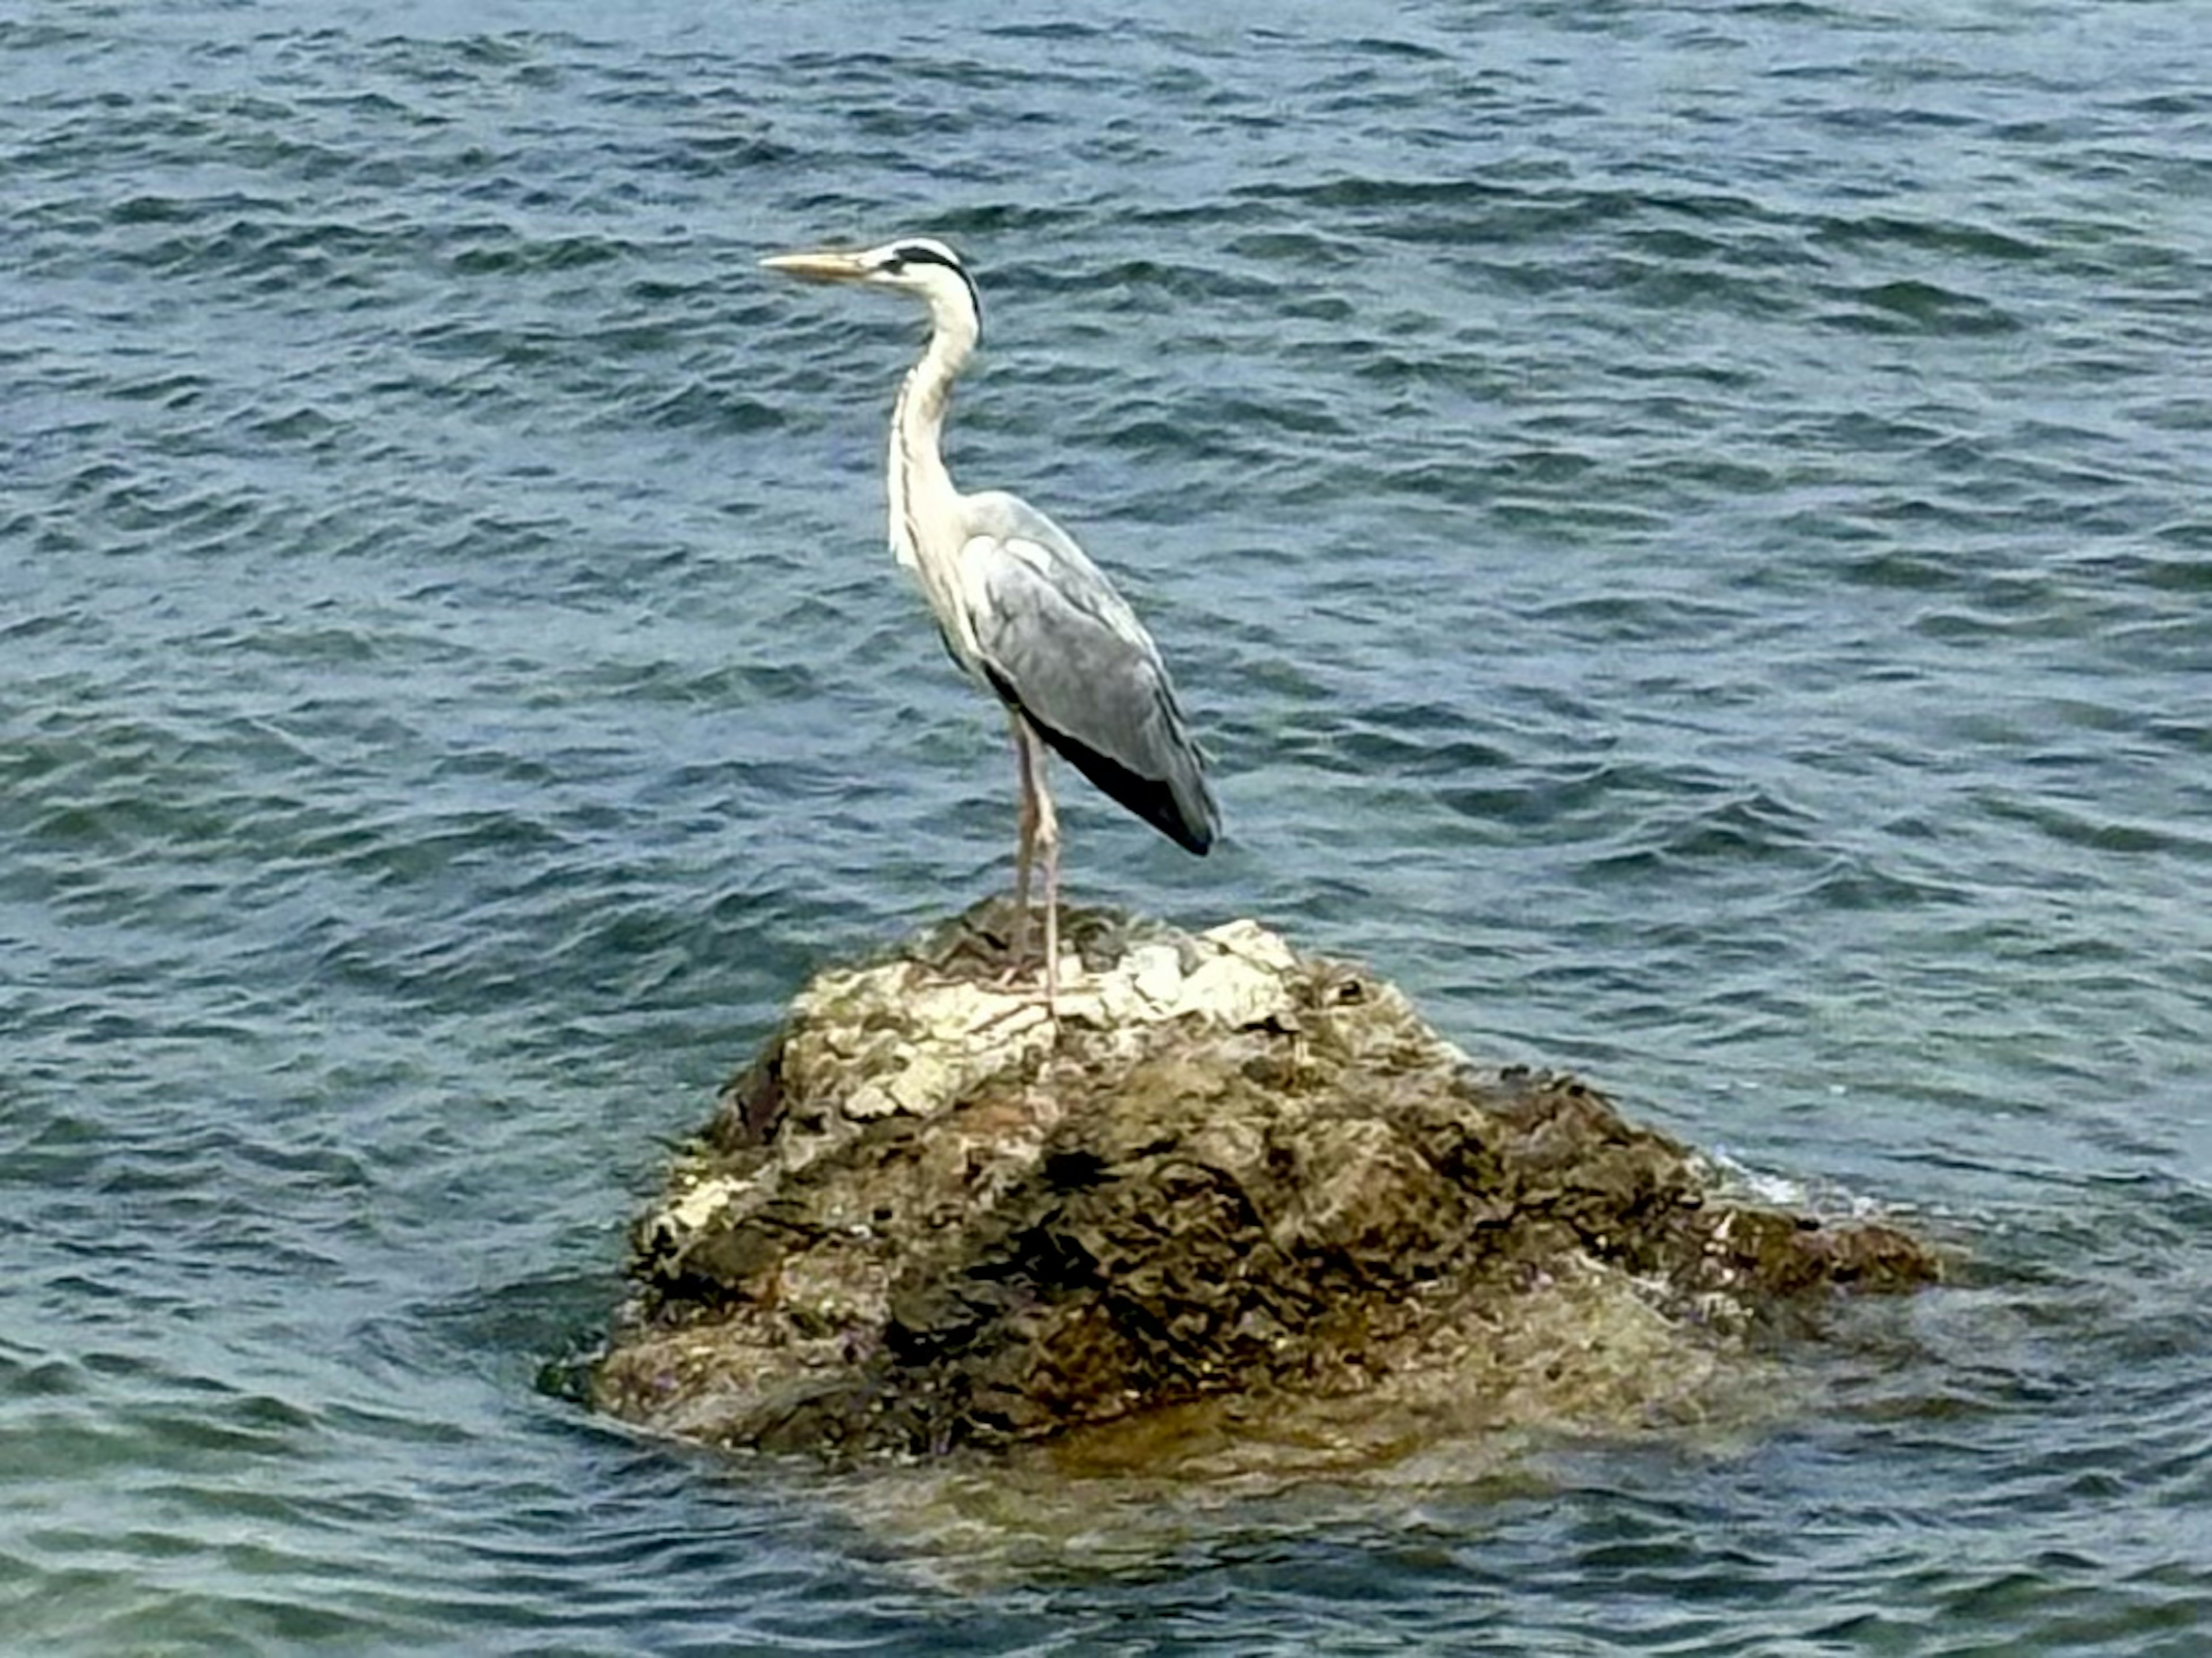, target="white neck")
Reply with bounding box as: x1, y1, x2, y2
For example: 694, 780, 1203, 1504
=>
887, 291, 977, 575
